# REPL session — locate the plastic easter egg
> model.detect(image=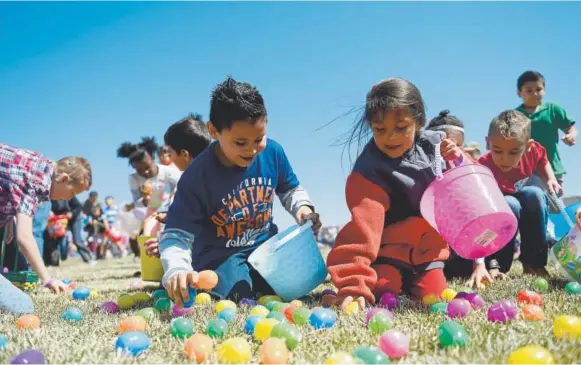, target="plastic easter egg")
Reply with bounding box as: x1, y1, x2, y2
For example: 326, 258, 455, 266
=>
454, 292, 470, 300
379, 329, 410, 359
366, 308, 394, 325
152, 289, 168, 301
170, 317, 195, 339
215, 300, 236, 314
9, 349, 46, 364
254, 318, 279, 342
267, 311, 287, 322
440, 288, 458, 303
565, 281, 581, 295
0, 334, 8, 350
438, 320, 469, 348
283, 305, 297, 323
117, 295, 135, 310
258, 295, 282, 305
195, 292, 212, 305
206, 318, 228, 339
379, 292, 398, 310
521, 304, 545, 321
16, 314, 40, 330
292, 306, 311, 326
239, 298, 257, 307
62, 278, 72, 284
533, 278, 549, 292
90, 290, 99, 299
272, 302, 290, 313
260, 337, 289, 364
352, 346, 390, 364
244, 315, 262, 335
61, 307, 83, 322
181, 286, 198, 308
217, 337, 252, 364
422, 293, 439, 306
447, 299, 471, 319
184, 333, 214, 362
136, 307, 158, 322
326, 352, 358, 364
72, 287, 91, 300
250, 305, 270, 318
344, 301, 360, 316
368, 313, 393, 335
321, 288, 337, 297
270, 322, 302, 350
218, 308, 237, 323
172, 304, 193, 317
131, 292, 151, 303
430, 302, 448, 315
115, 331, 151, 357
101, 301, 119, 313
487, 300, 518, 323
118, 316, 147, 334
290, 299, 303, 307
154, 297, 172, 312
197, 270, 219, 290
507, 345, 554, 364
465, 293, 486, 310
516, 290, 543, 306
309, 308, 337, 330
265, 301, 281, 311
553, 315, 581, 340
